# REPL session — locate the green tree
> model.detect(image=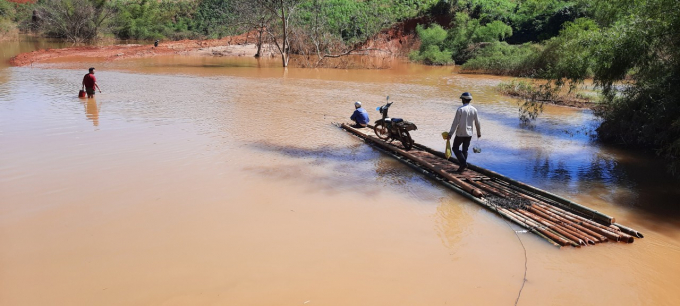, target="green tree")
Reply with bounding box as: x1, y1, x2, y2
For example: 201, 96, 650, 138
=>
590, 0, 680, 172
37, 0, 115, 42
113, 0, 166, 40
409, 24, 453, 65
445, 12, 512, 62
